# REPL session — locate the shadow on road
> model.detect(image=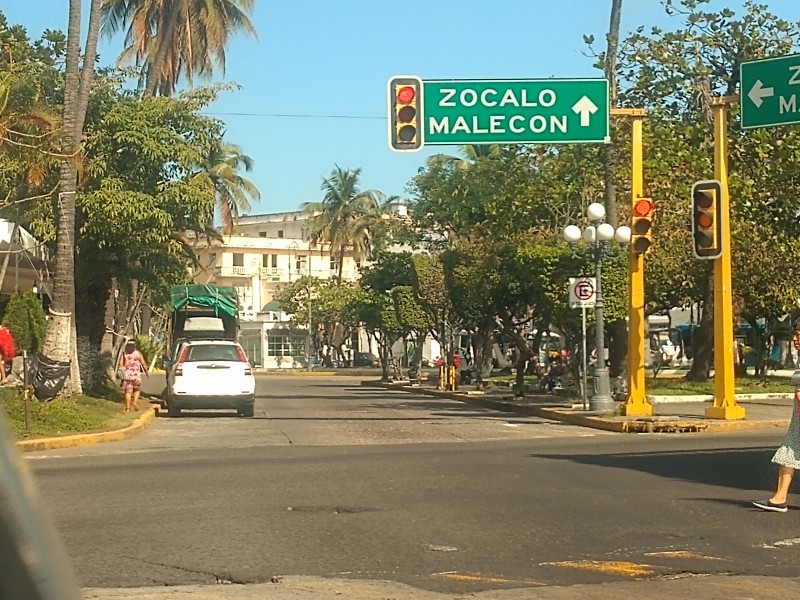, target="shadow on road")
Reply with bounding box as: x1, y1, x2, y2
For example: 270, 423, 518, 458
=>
533, 446, 778, 492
